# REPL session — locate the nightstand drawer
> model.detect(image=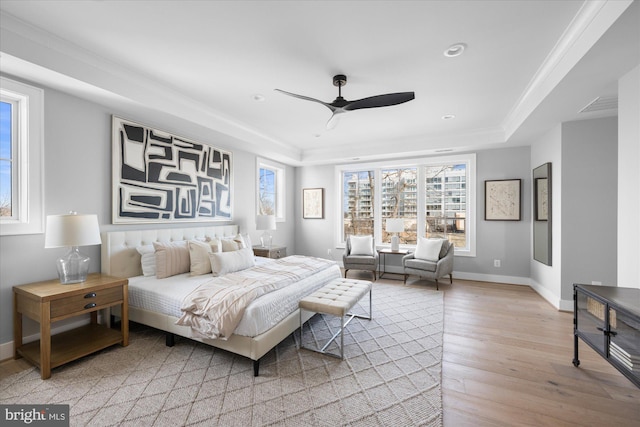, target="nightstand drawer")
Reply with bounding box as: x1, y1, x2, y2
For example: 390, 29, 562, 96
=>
271, 248, 286, 259
50, 287, 123, 319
